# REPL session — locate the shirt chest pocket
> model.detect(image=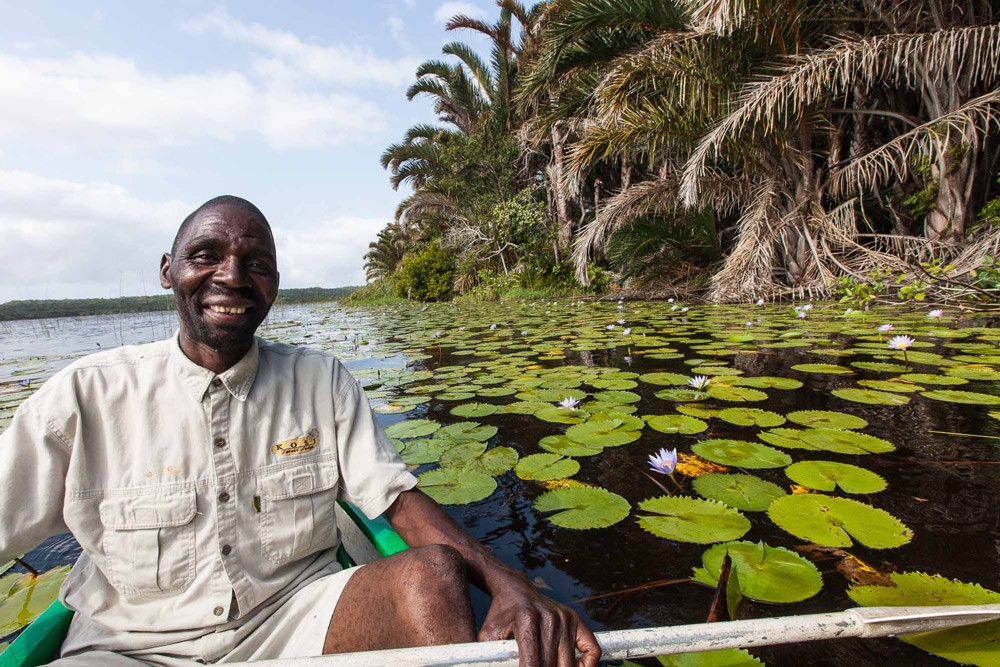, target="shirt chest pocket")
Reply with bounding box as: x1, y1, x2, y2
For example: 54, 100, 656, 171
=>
98, 489, 197, 599
257, 463, 339, 565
